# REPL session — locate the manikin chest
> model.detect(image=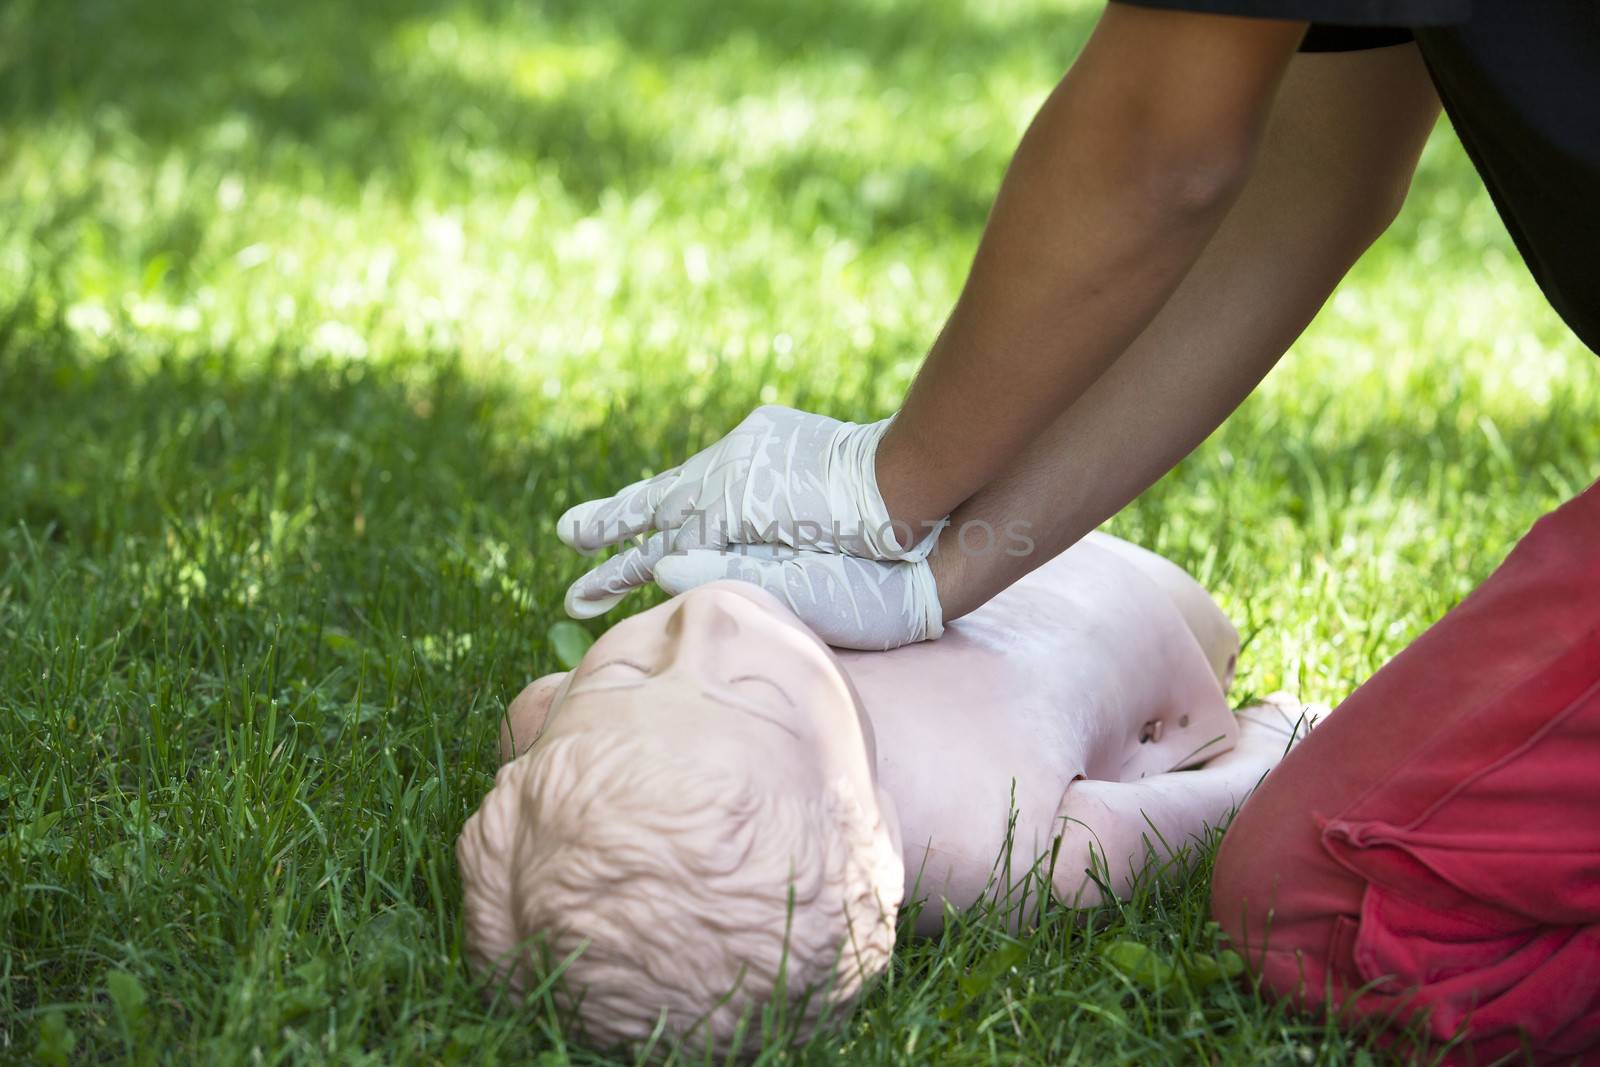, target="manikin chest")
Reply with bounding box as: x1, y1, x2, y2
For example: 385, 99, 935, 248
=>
839, 542, 1235, 921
